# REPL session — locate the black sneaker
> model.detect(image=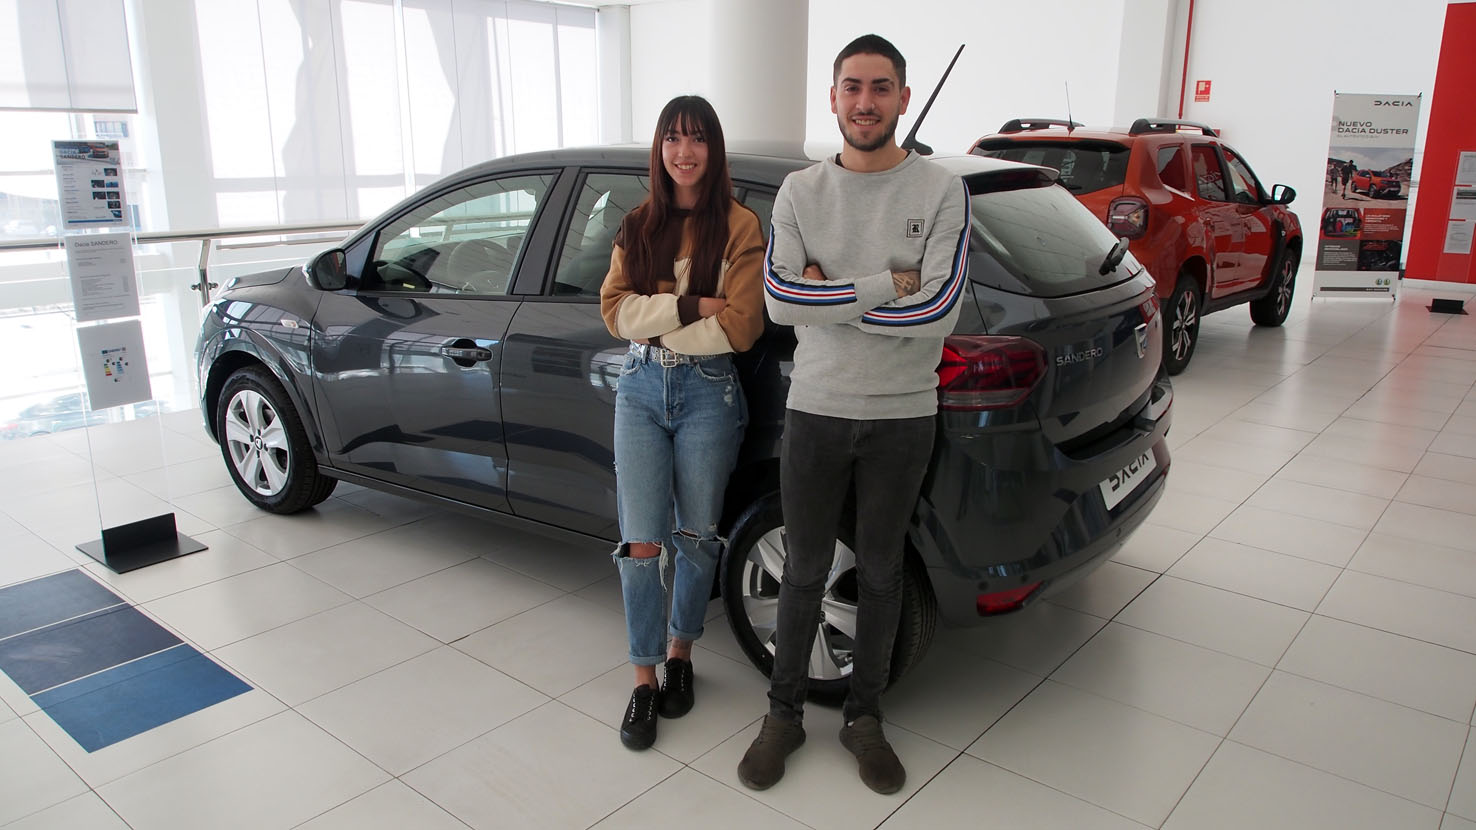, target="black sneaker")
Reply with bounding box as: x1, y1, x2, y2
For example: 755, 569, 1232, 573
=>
619, 684, 658, 750
839, 715, 905, 794
737, 715, 806, 790
658, 657, 694, 718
